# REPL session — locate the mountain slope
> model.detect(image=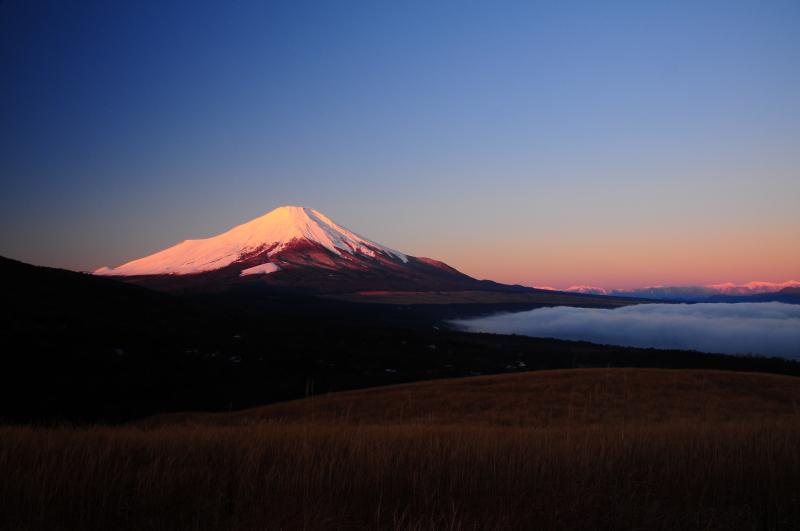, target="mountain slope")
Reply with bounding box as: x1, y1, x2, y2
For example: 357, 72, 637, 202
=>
93, 206, 518, 293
